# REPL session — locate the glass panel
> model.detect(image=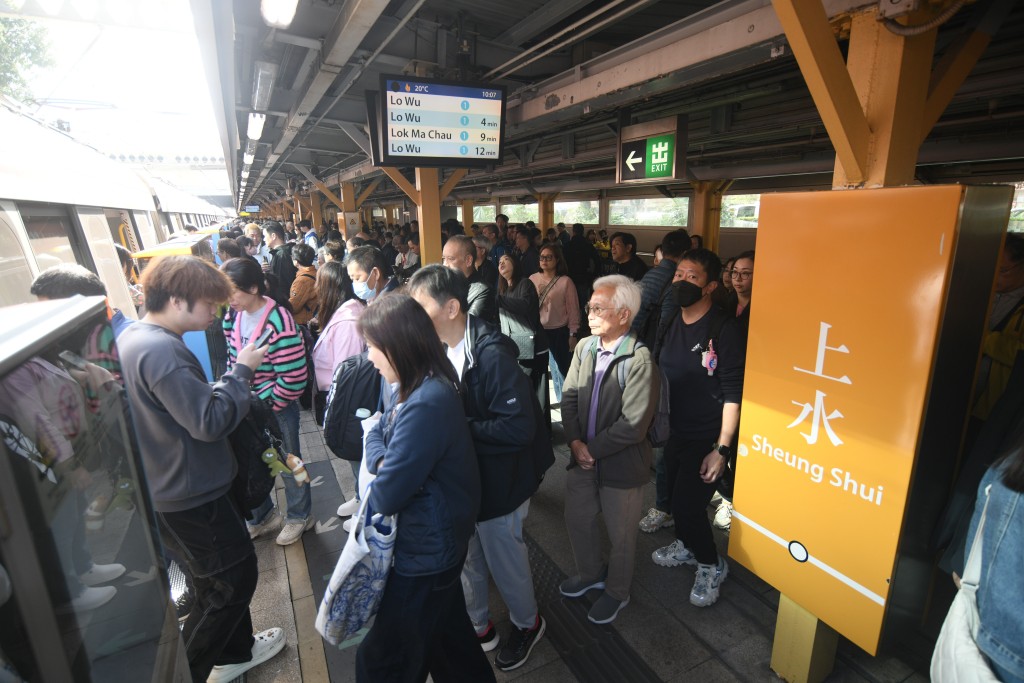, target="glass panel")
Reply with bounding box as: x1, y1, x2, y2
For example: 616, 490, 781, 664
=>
0, 213, 35, 308
608, 197, 689, 227
19, 205, 83, 271
721, 193, 761, 228
499, 204, 539, 224
0, 305, 177, 681
1010, 183, 1024, 233
553, 200, 599, 225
